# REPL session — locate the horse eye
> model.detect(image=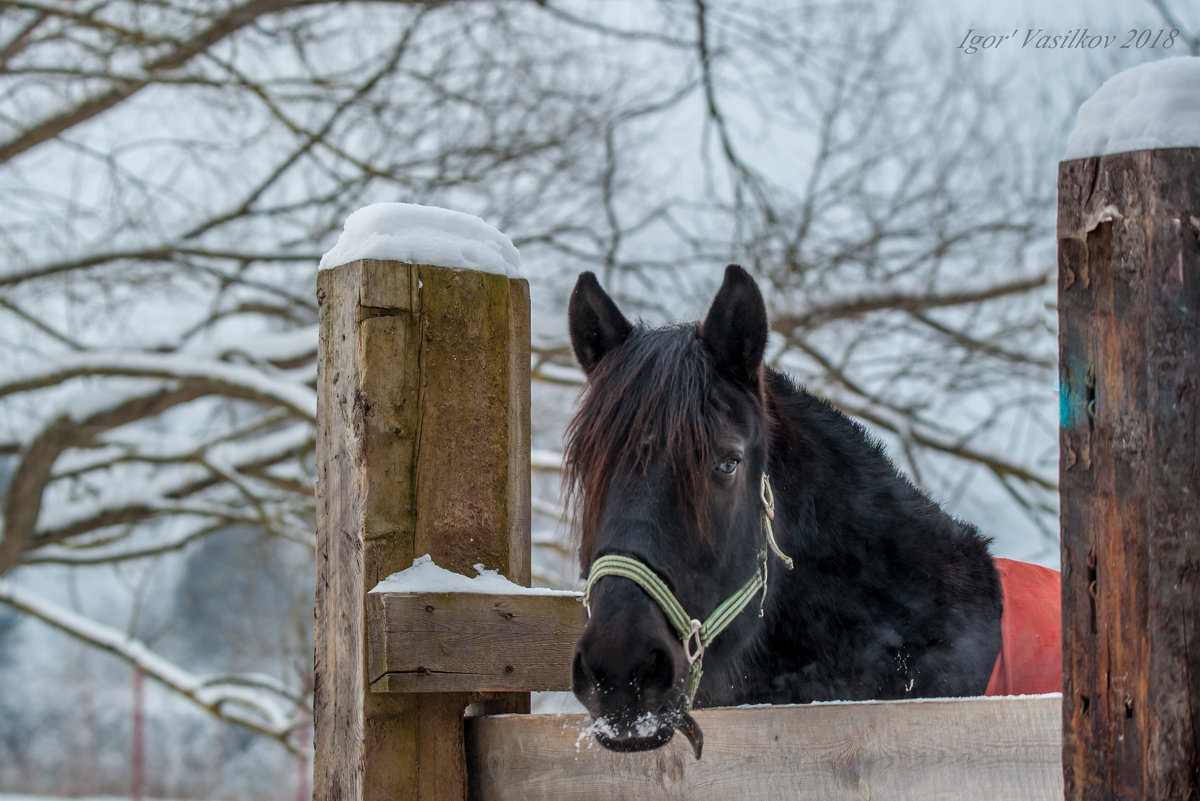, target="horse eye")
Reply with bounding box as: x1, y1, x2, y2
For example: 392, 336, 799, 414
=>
716, 457, 740, 477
